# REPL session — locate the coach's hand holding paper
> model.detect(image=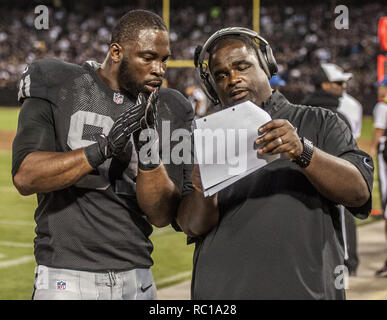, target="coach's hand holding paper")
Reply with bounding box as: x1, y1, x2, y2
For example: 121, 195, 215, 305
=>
193, 100, 280, 197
